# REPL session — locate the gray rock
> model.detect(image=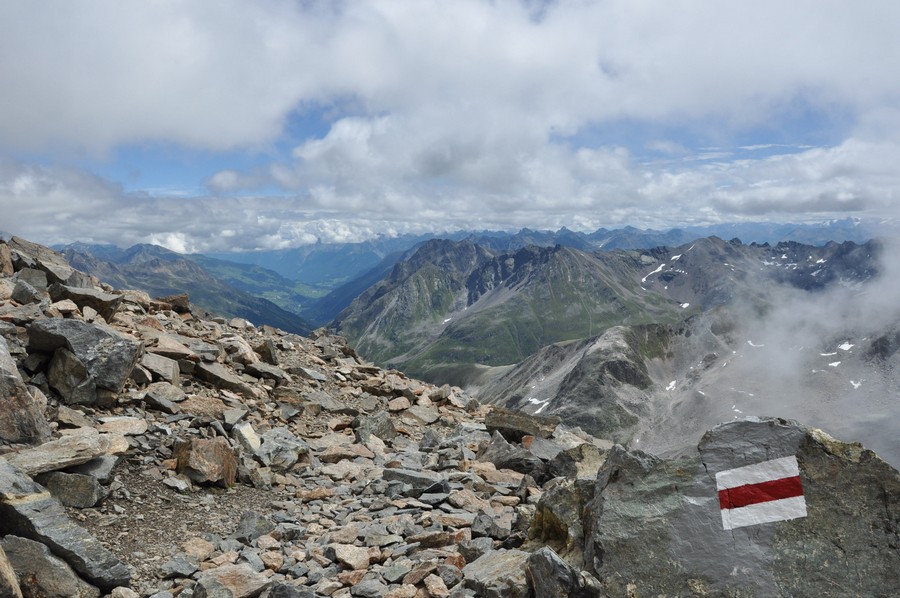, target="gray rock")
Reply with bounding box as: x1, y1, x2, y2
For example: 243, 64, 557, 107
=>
140, 352, 180, 385
266, 583, 315, 598
583, 417, 900, 597
11, 279, 43, 304
66, 456, 120, 483
233, 511, 275, 545
462, 549, 530, 598
350, 578, 388, 597
0, 543, 22, 598
1, 534, 100, 598
243, 361, 286, 382
8, 236, 92, 287
485, 405, 559, 442
35, 471, 106, 508
143, 381, 184, 414
0, 336, 52, 444
193, 563, 272, 598
291, 366, 327, 382
159, 553, 200, 579
4, 428, 118, 475
531, 475, 594, 557
14, 267, 48, 291
526, 546, 601, 598
194, 361, 255, 398
476, 431, 545, 479
352, 411, 397, 443
0, 459, 131, 591
28, 318, 143, 399
48, 283, 123, 322
255, 427, 308, 472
